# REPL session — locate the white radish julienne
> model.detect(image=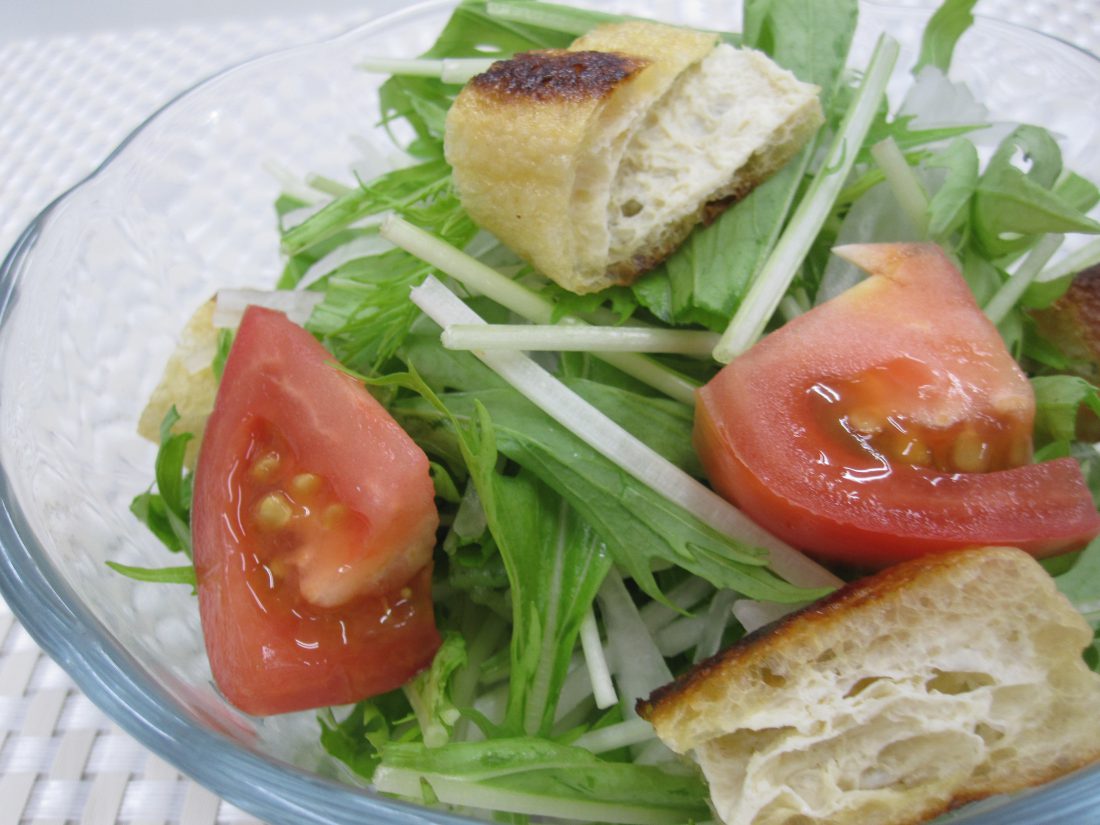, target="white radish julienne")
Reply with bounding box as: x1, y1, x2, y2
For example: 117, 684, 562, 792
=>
597, 569, 674, 716
296, 229, 393, 291
580, 606, 619, 710
571, 717, 656, 754
213, 289, 323, 329
359, 57, 497, 84
408, 275, 842, 591
732, 598, 804, 636
639, 576, 714, 633
692, 589, 739, 664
